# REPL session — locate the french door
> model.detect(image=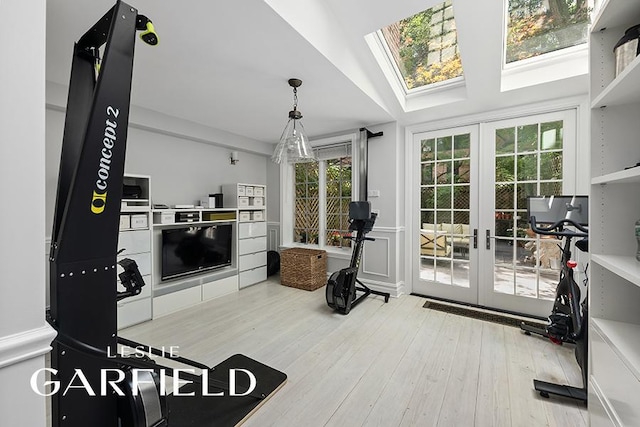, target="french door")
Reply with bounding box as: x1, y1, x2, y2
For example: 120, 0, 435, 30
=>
413, 110, 576, 317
